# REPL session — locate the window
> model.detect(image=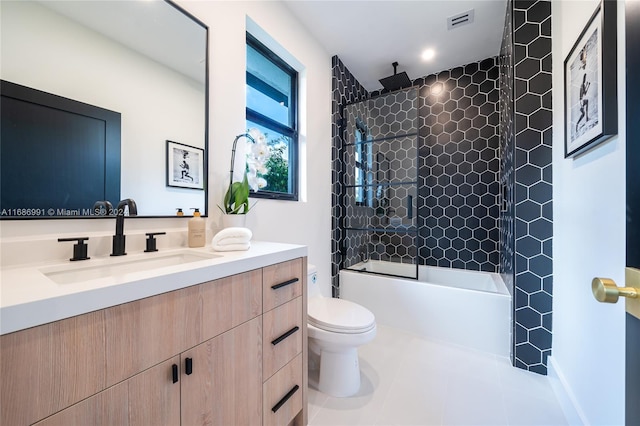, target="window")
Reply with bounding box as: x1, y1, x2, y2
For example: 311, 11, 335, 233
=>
246, 33, 298, 200
354, 121, 372, 206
